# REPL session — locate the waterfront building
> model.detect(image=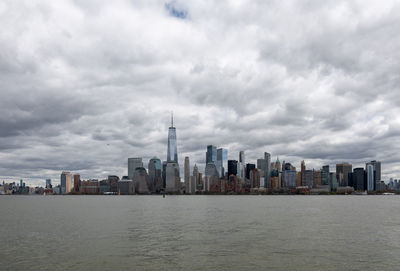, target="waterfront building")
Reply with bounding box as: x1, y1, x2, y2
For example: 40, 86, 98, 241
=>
117, 176, 135, 195
283, 170, 297, 188
189, 176, 196, 194
314, 170, 322, 187
45, 179, 52, 189
329, 172, 338, 191
270, 176, 280, 189
321, 165, 330, 185
108, 175, 120, 193
295, 172, 301, 187
73, 174, 80, 192
167, 113, 178, 163
216, 148, 228, 178
148, 157, 163, 193
239, 151, 245, 179
336, 163, 352, 187
367, 164, 375, 191
128, 158, 143, 180
228, 160, 238, 176
60, 171, 73, 194
227, 175, 239, 193
302, 170, 314, 188
165, 162, 180, 193
353, 168, 366, 191
133, 167, 151, 194
80, 179, 99, 194
366, 160, 381, 188
264, 152, 271, 188
348, 172, 354, 187
184, 157, 190, 194
249, 168, 260, 188
162, 161, 167, 188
